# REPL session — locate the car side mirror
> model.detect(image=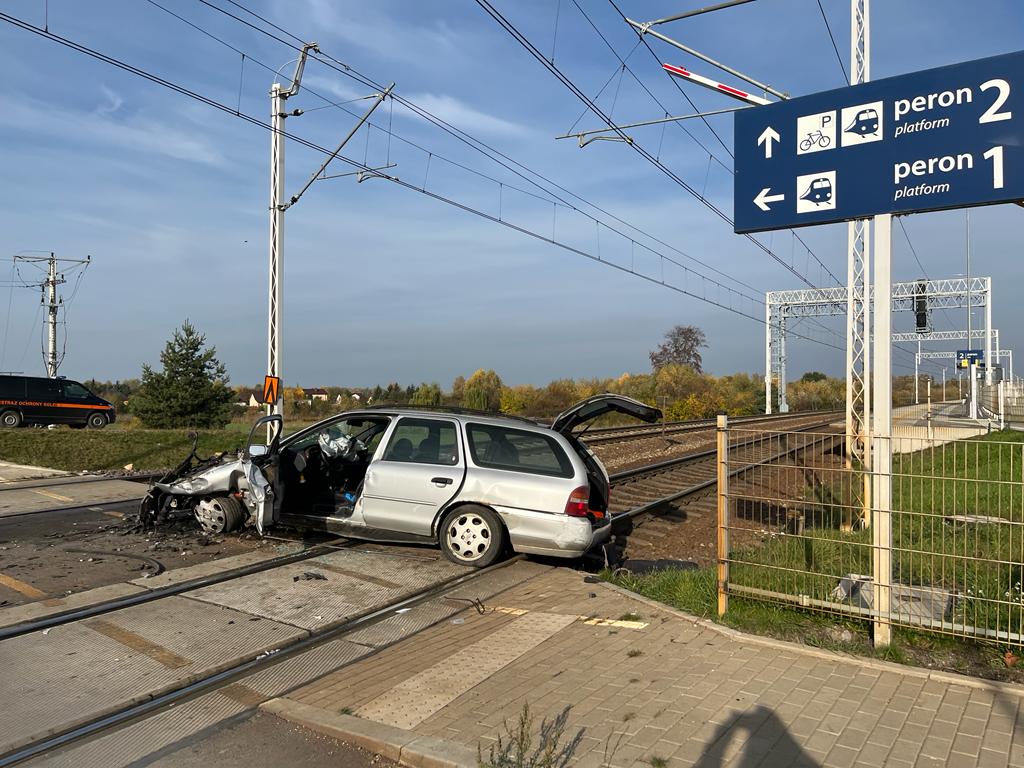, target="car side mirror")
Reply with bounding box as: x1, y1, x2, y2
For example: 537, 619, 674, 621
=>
247, 444, 268, 458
